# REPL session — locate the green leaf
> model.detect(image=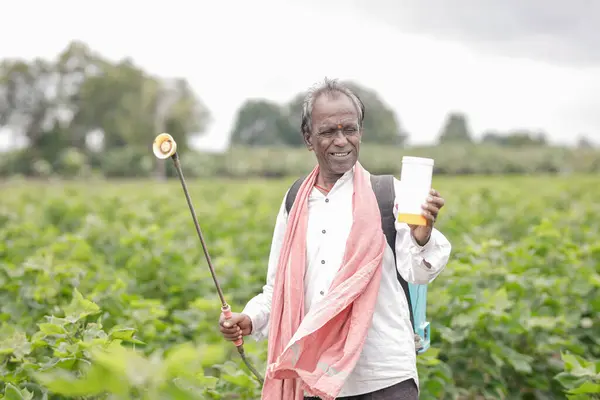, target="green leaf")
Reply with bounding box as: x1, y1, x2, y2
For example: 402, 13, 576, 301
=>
451, 312, 479, 328
569, 381, 600, 394
0, 332, 31, 359
562, 353, 584, 371
196, 374, 219, 389
2, 384, 34, 400
488, 287, 512, 312
37, 323, 67, 336
62, 287, 100, 323
220, 370, 257, 389
108, 327, 145, 344
504, 349, 533, 374
527, 316, 560, 330
555, 372, 587, 390
561, 353, 597, 377
34, 368, 107, 397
